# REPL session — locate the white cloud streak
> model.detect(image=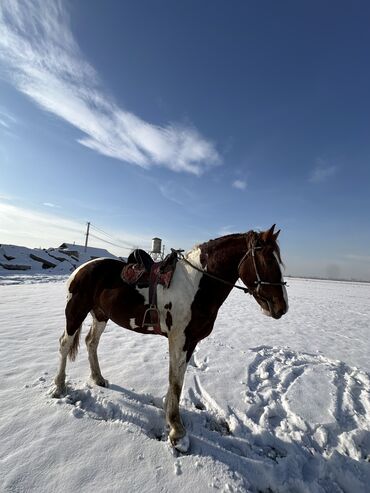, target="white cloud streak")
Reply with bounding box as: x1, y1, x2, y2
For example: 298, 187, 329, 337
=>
0, 0, 220, 175
158, 180, 197, 206
43, 202, 60, 208
0, 108, 17, 123
309, 162, 337, 183
0, 108, 17, 131
0, 119, 9, 129
232, 179, 247, 190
